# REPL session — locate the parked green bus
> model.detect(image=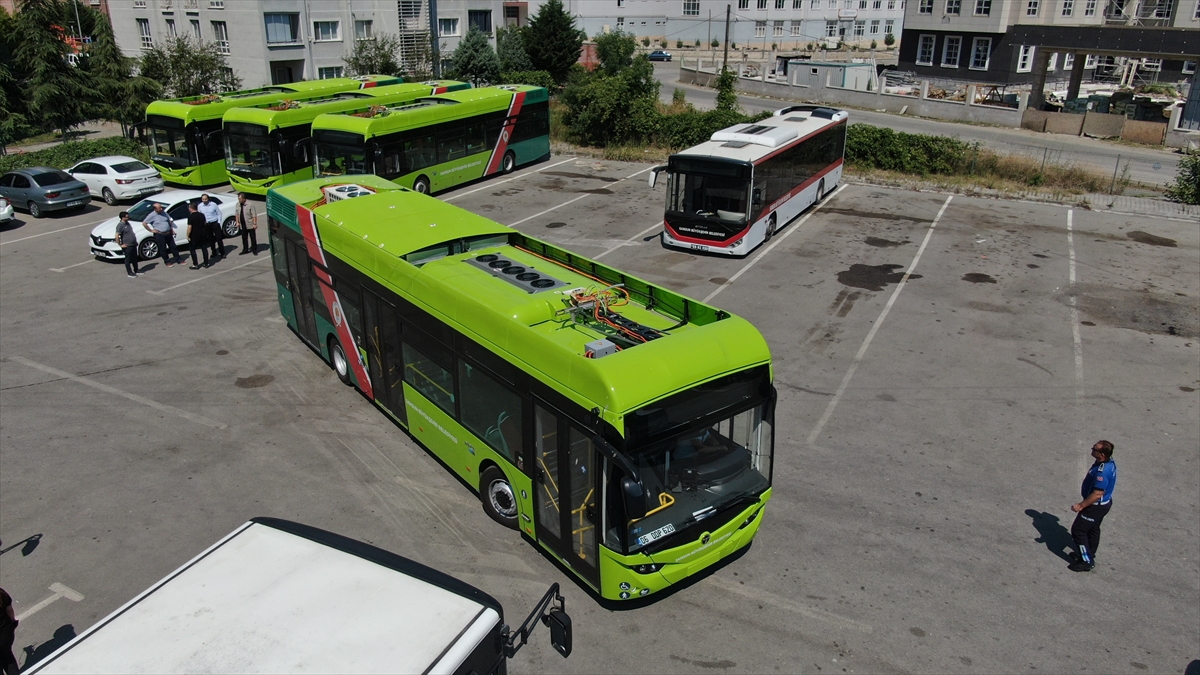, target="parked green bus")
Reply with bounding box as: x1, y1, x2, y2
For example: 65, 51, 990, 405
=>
309, 85, 550, 195
266, 175, 775, 602
223, 81, 471, 196
142, 75, 403, 187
